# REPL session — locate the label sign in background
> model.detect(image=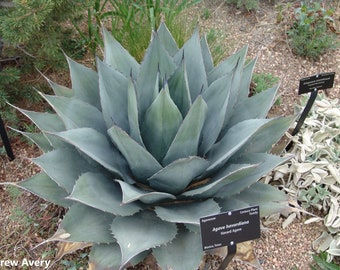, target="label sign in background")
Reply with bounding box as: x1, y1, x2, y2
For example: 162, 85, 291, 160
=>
298, 72, 335, 94
200, 206, 260, 251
